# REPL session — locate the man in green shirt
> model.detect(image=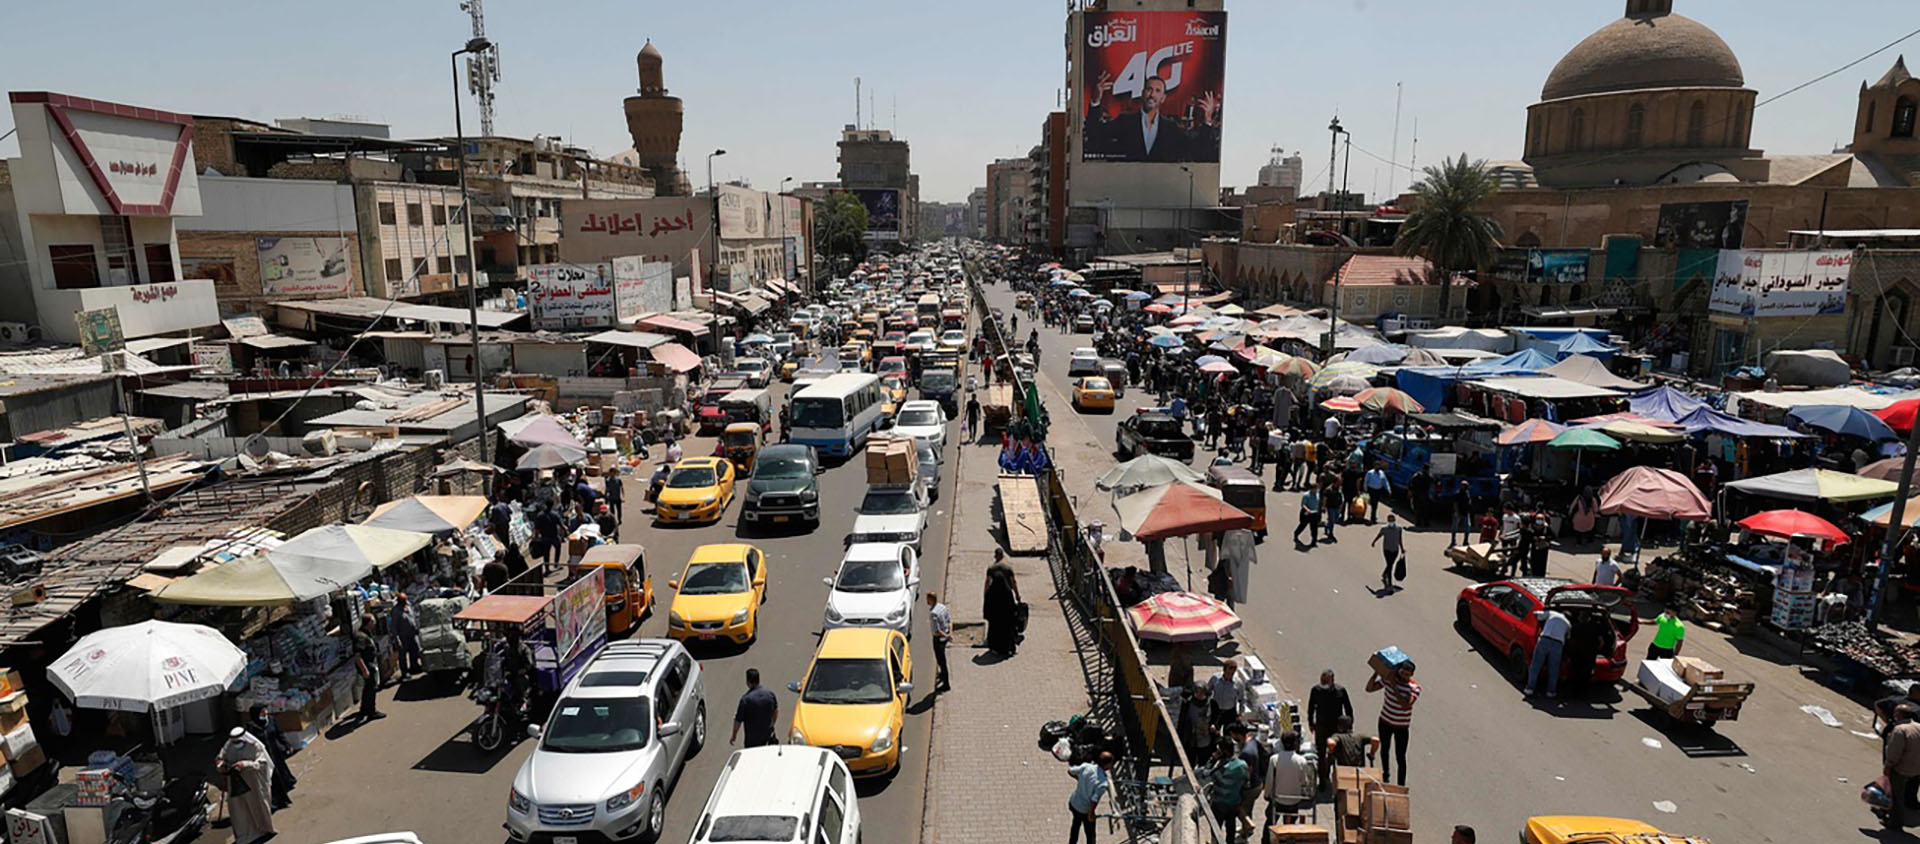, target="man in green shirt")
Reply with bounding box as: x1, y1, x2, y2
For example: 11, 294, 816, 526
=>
1646, 605, 1685, 660
1204, 738, 1251, 841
